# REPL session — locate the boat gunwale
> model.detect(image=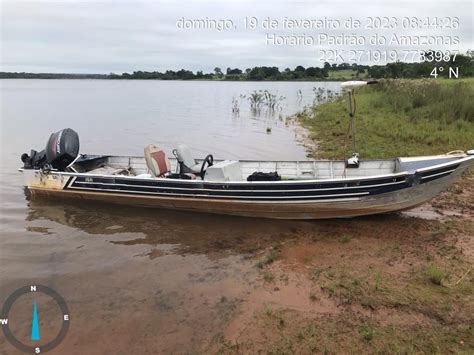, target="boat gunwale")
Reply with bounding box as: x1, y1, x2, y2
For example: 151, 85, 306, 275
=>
19, 155, 473, 185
